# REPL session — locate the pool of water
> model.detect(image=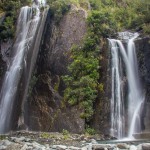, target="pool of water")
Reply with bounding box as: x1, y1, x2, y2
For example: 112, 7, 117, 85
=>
98, 139, 150, 145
